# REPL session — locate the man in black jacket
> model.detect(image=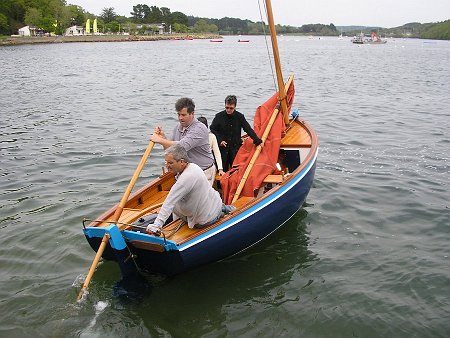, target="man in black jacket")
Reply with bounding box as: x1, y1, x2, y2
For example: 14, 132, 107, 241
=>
210, 95, 262, 171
